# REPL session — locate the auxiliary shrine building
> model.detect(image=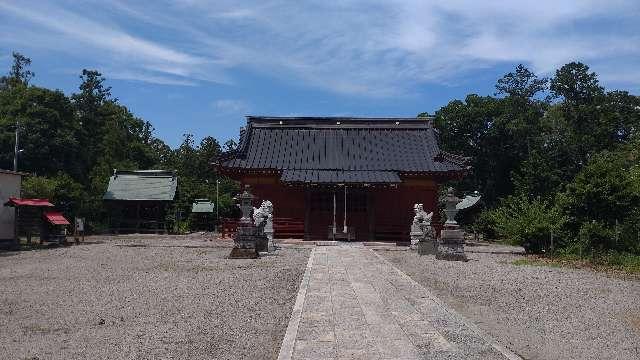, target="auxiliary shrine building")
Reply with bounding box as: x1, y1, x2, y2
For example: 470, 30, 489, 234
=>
217, 116, 467, 241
